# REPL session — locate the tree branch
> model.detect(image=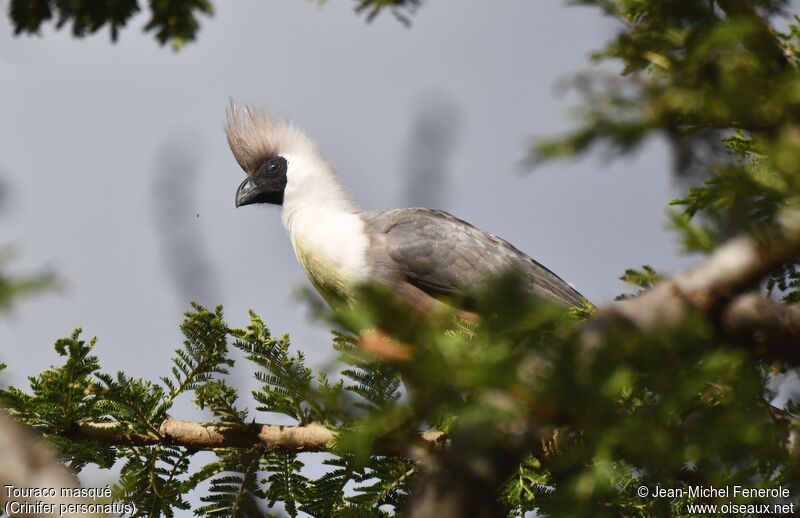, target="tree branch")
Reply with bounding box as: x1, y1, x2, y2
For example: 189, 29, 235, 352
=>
0, 414, 100, 518
583, 207, 800, 362
720, 293, 800, 361
67, 416, 446, 455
